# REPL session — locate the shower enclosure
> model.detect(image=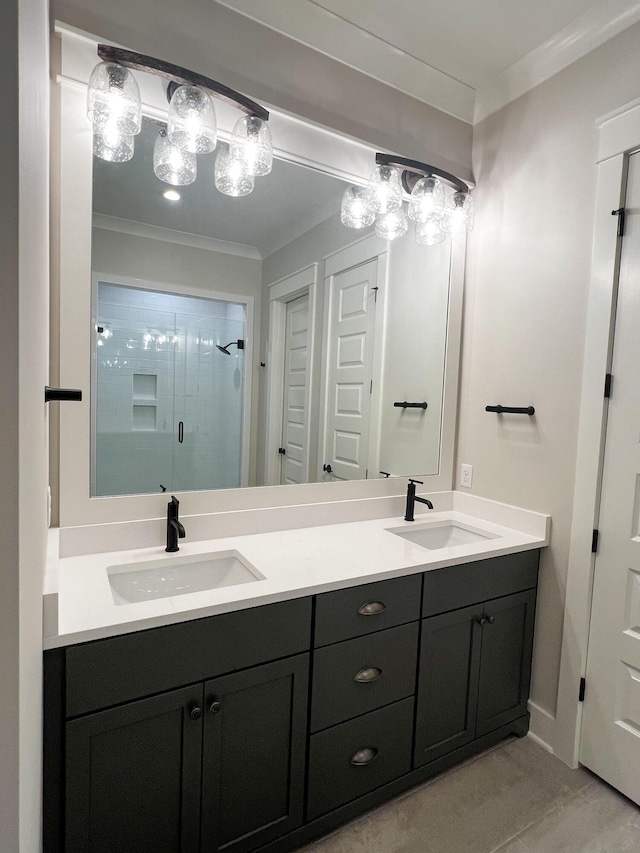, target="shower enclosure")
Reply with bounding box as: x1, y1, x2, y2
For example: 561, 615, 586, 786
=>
92, 280, 250, 496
